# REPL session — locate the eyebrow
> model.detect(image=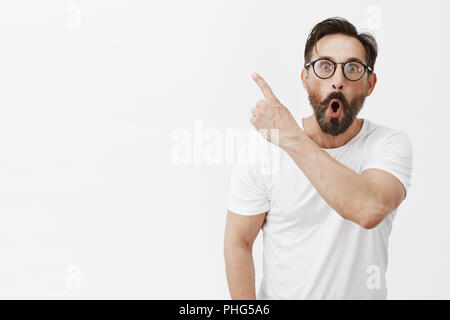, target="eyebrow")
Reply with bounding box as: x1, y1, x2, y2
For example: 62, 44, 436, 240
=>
317, 56, 366, 64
